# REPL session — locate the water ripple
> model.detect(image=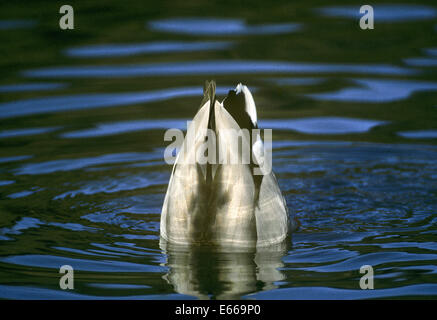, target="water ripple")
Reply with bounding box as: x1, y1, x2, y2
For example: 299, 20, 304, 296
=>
291, 252, 437, 272
0, 284, 192, 300
65, 41, 233, 58
62, 117, 387, 138
0, 127, 61, 138
0, 83, 66, 92
148, 18, 301, 36
61, 119, 188, 138
0, 217, 99, 240
404, 57, 437, 67
23, 60, 416, 79
15, 152, 161, 175
307, 79, 437, 103
0, 254, 165, 273
0, 19, 37, 30
283, 247, 358, 264
54, 172, 168, 199
398, 130, 437, 139
0, 155, 32, 163
247, 284, 437, 299
0, 87, 230, 119
260, 117, 387, 134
